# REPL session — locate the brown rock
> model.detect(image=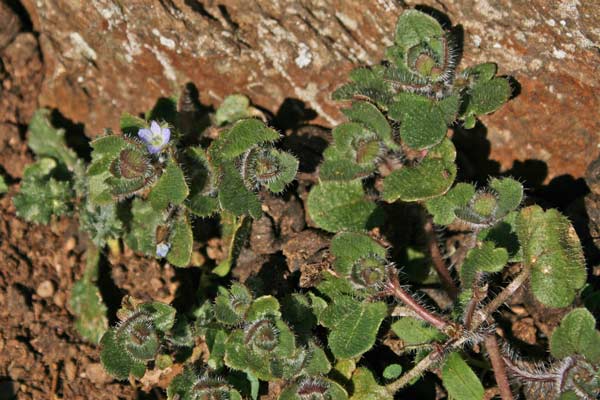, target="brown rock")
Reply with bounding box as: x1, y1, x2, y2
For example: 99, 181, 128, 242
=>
36, 280, 55, 298
14, 0, 600, 183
